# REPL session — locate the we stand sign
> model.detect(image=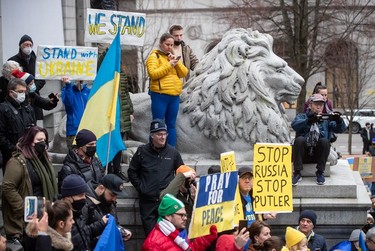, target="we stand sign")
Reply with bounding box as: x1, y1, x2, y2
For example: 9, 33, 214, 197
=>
252, 143, 293, 213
